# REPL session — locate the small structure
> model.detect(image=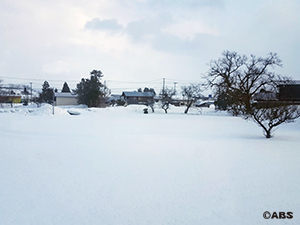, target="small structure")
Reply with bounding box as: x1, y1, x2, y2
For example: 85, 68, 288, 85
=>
121, 91, 155, 105
55, 92, 78, 106
54, 82, 78, 106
